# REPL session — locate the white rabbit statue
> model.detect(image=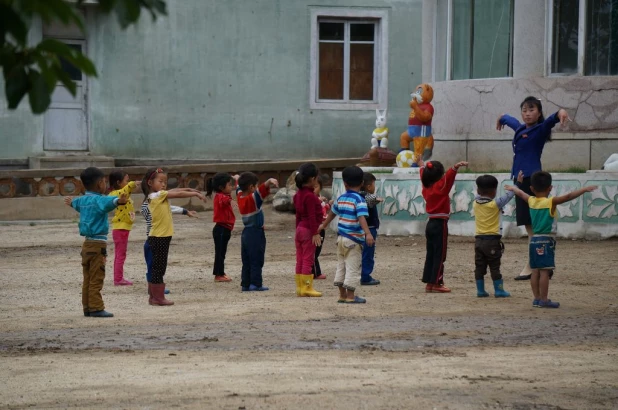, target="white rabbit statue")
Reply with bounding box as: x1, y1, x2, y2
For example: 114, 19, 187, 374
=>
371, 109, 389, 149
